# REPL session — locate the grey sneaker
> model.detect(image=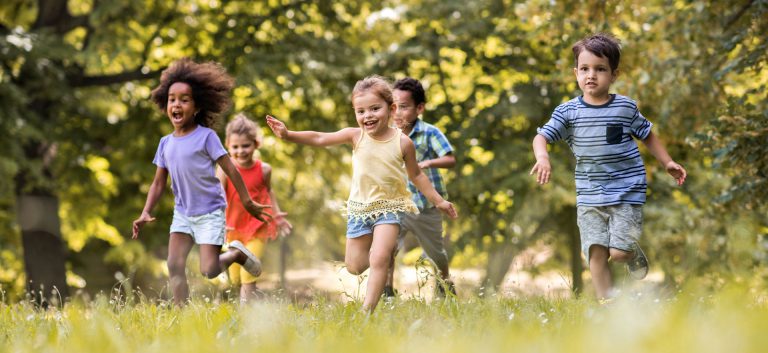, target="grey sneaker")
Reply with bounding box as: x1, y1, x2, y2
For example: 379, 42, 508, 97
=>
626, 243, 649, 280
